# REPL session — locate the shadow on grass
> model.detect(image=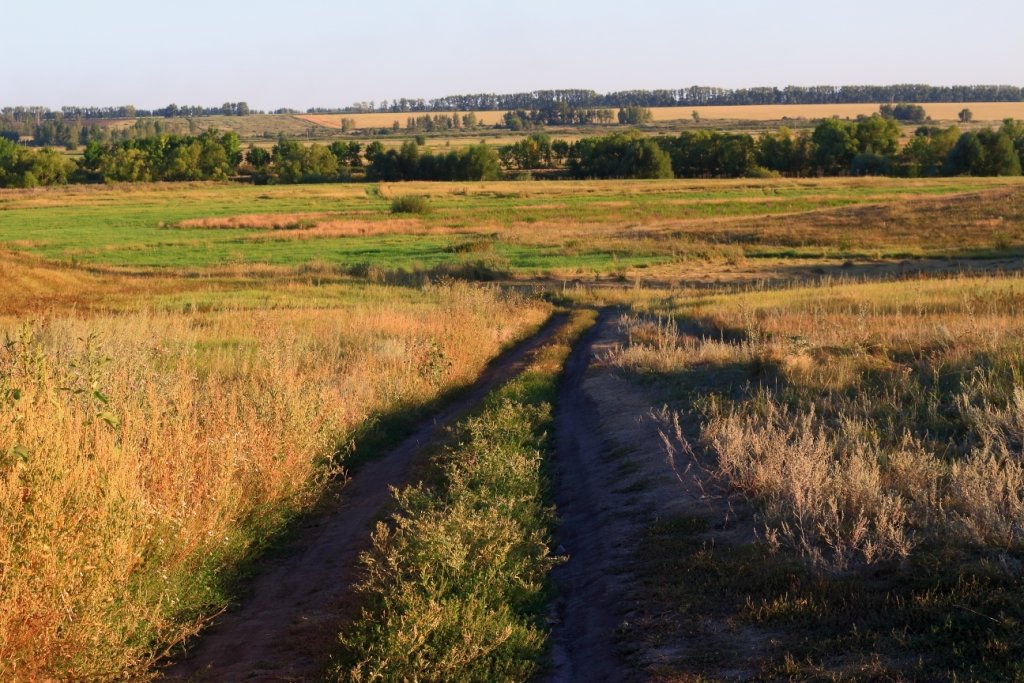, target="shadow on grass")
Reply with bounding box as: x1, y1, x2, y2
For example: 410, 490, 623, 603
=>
628, 511, 1024, 681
